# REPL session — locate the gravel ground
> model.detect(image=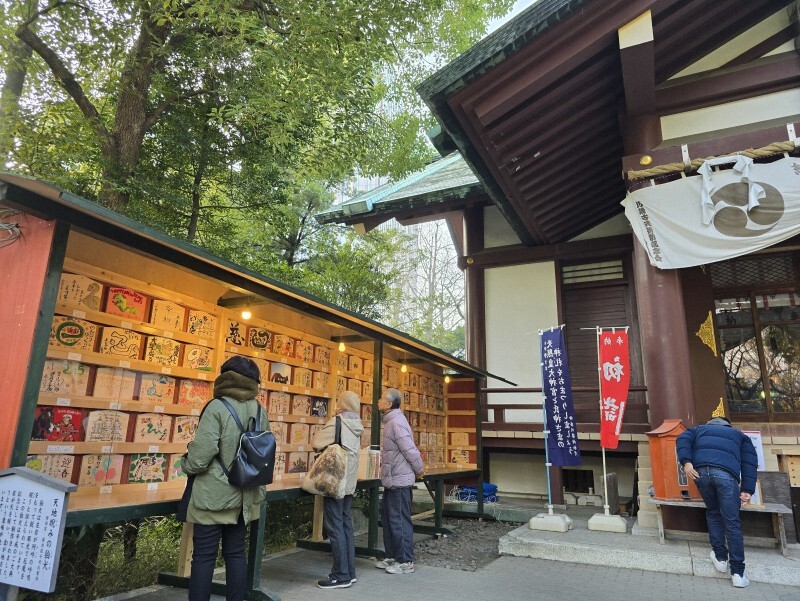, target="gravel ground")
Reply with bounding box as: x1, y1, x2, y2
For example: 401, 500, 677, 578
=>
413, 518, 523, 572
